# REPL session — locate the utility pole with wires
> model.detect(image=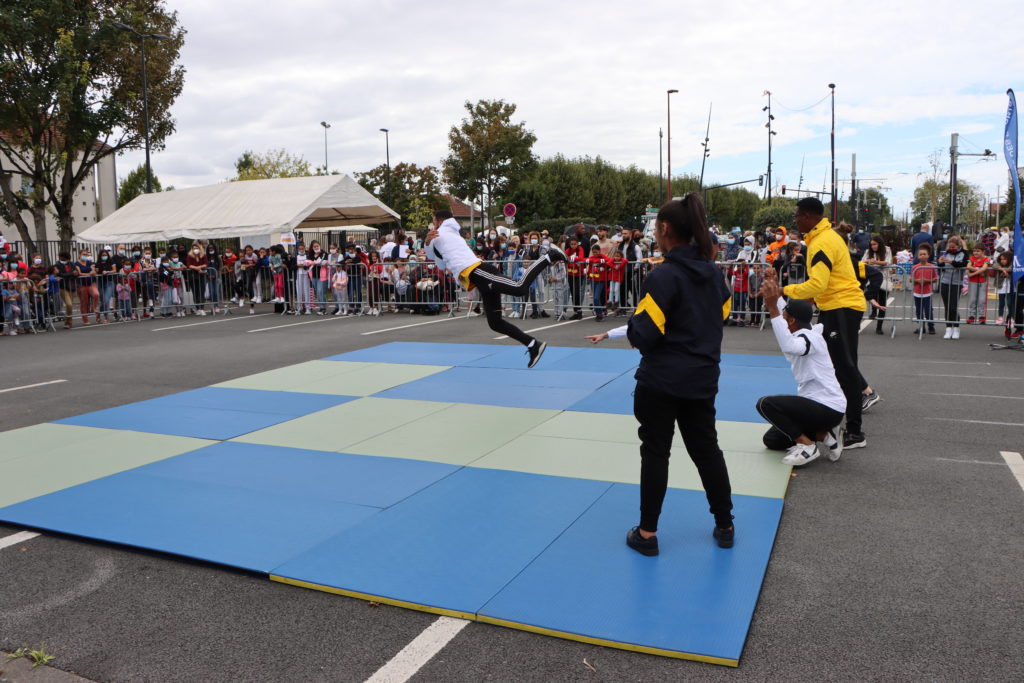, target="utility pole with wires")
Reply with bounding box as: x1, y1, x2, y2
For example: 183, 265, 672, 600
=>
797, 155, 805, 195
698, 102, 712, 192
949, 133, 995, 229
763, 91, 776, 201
